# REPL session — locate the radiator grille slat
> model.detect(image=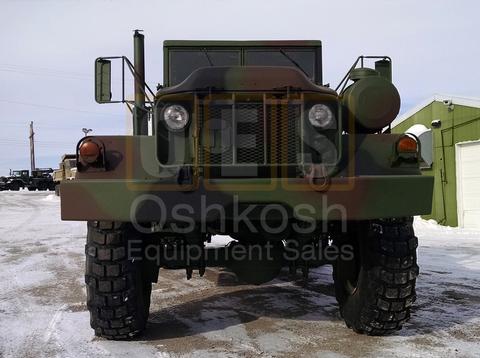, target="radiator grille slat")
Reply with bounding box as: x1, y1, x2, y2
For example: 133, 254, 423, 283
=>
236, 104, 265, 164
266, 104, 300, 164
198, 101, 300, 165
